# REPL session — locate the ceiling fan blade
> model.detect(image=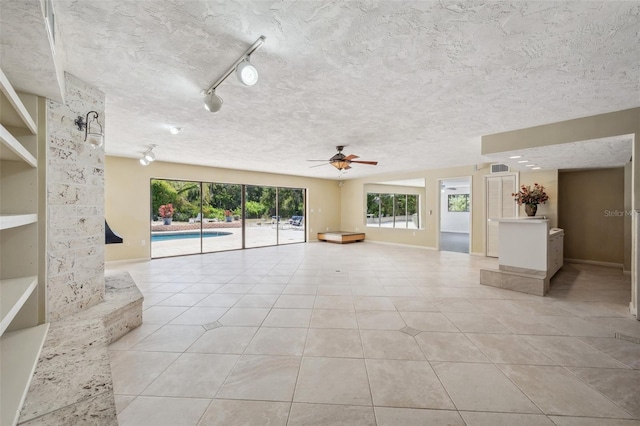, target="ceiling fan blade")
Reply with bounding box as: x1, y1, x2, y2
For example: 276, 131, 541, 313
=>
344, 154, 359, 161
350, 160, 378, 165
310, 163, 330, 168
